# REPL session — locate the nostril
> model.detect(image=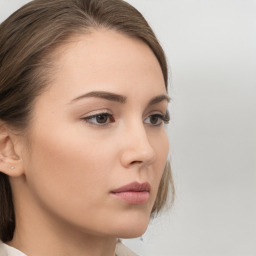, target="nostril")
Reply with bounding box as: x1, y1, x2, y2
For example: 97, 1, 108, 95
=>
130, 160, 143, 165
